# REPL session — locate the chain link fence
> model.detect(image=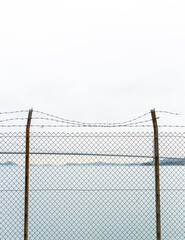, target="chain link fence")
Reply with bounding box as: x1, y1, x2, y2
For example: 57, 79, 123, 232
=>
0, 131, 184, 240
158, 133, 185, 240
1, 132, 25, 239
